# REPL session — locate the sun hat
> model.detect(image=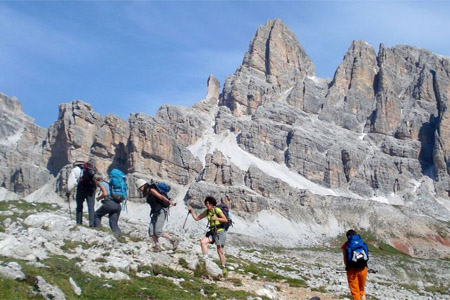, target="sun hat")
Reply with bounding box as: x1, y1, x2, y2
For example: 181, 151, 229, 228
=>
136, 179, 147, 189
